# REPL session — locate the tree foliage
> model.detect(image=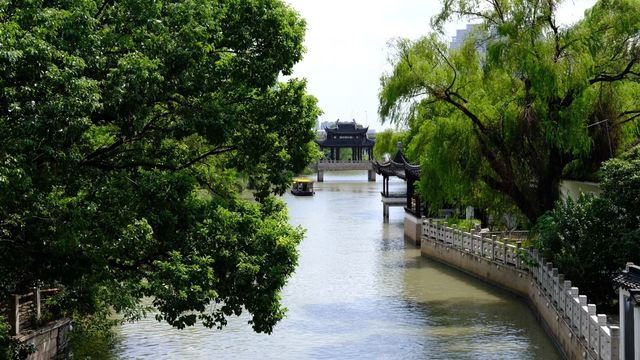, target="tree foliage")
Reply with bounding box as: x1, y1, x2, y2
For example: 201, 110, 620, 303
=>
379, 0, 640, 223
0, 0, 320, 335
372, 129, 407, 160
535, 148, 640, 308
